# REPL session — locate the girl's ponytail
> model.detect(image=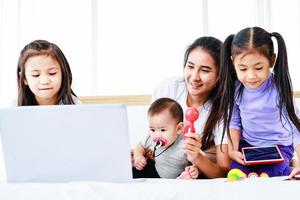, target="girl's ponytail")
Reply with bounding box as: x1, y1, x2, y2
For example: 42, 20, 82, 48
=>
271, 32, 300, 132
218, 34, 236, 144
